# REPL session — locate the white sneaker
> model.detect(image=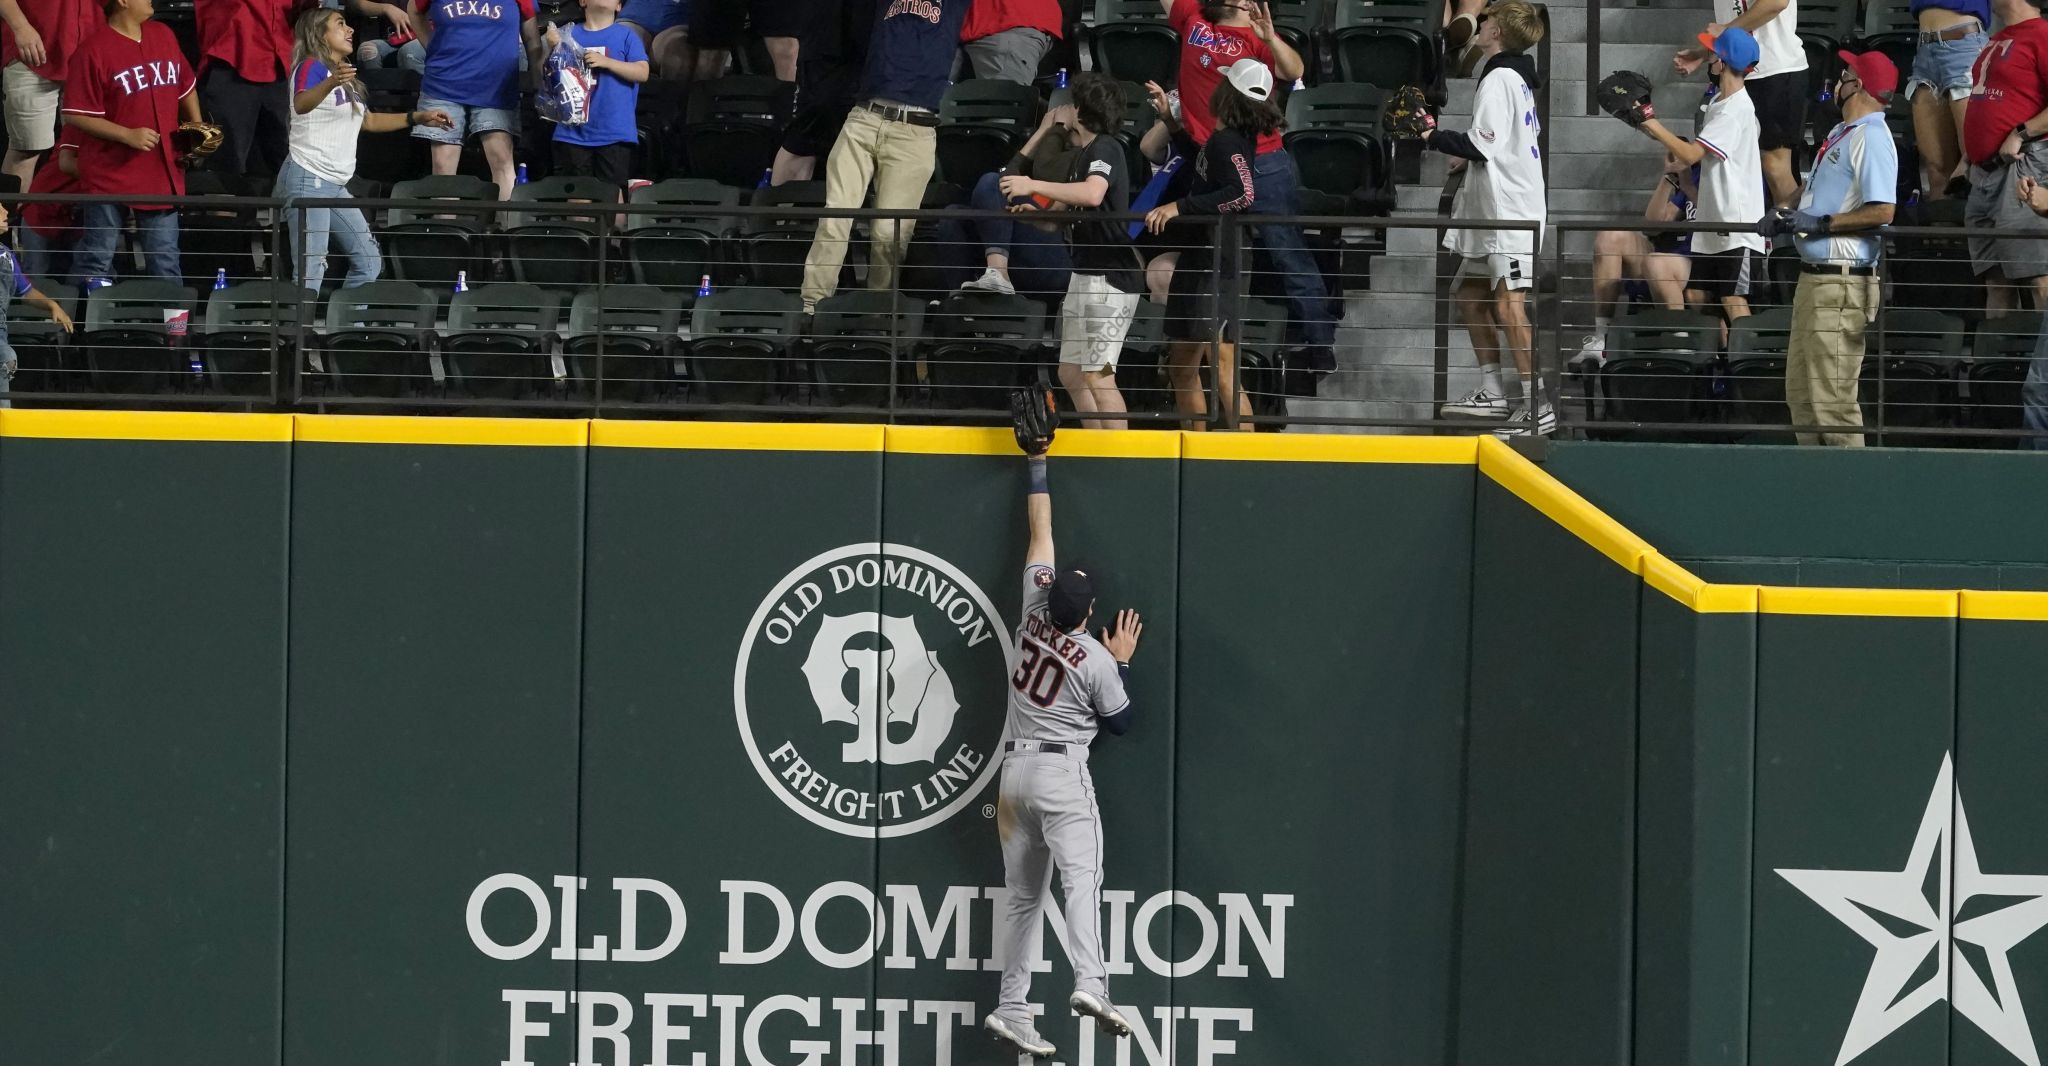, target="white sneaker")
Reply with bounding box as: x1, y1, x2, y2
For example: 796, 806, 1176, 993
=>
1495, 402, 1557, 437
984, 1013, 1056, 1057
1440, 386, 1511, 419
1569, 334, 1606, 373
1070, 990, 1134, 1037
961, 267, 1016, 296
